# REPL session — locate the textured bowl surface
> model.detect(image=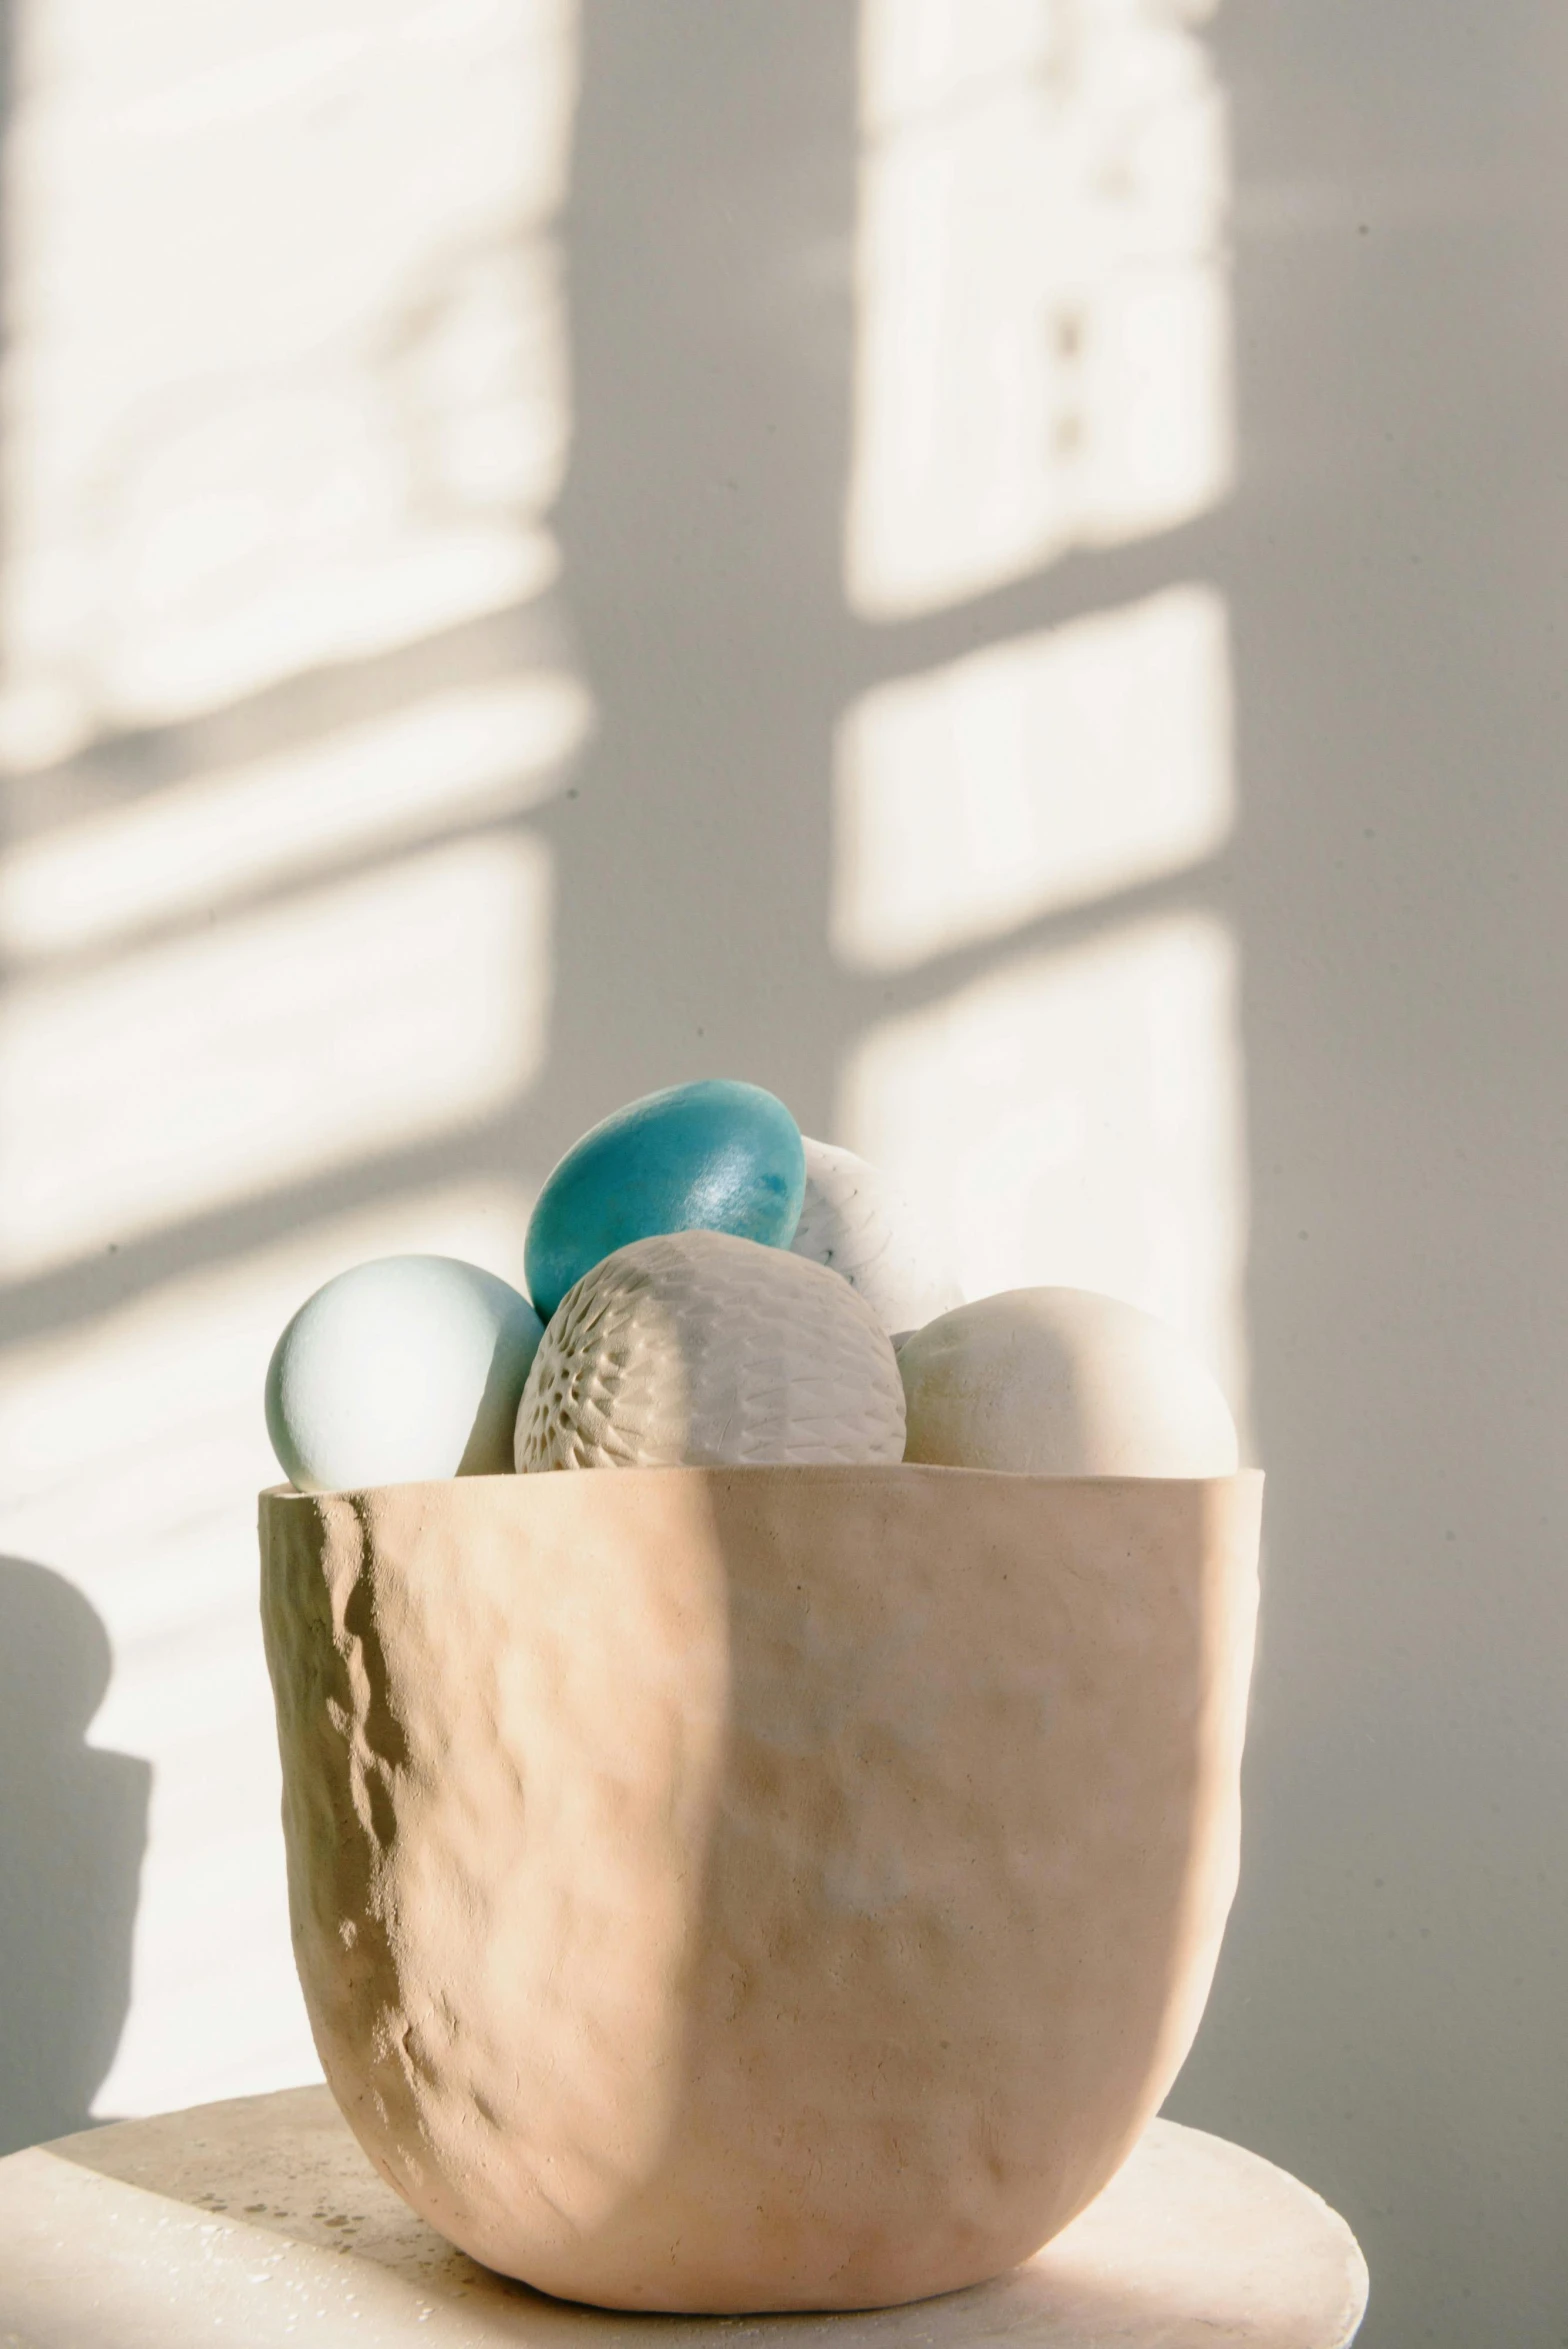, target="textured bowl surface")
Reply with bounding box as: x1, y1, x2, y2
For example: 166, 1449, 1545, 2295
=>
259, 1465, 1261, 2314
